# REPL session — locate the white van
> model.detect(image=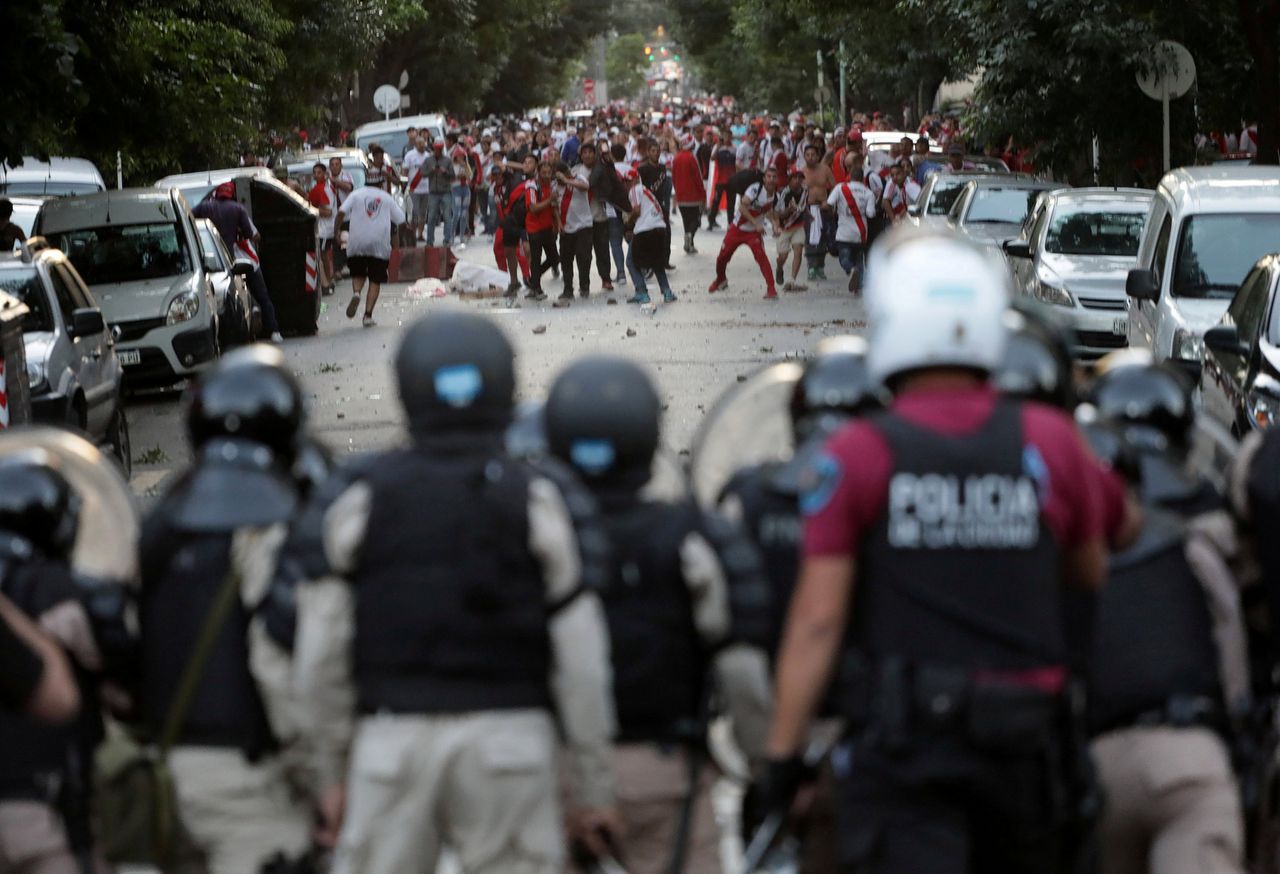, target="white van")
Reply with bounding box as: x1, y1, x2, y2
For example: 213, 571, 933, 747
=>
34, 189, 222, 388
1, 157, 106, 197
1126, 166, 1280, 373
353, 114, 446, 160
